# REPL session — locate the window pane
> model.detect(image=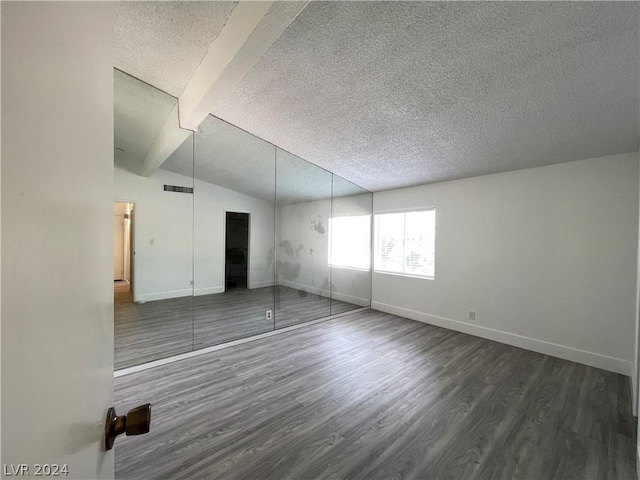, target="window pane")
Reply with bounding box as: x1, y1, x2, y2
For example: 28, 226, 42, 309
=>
375, 212, 405, 273
374, 209, 435, 278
